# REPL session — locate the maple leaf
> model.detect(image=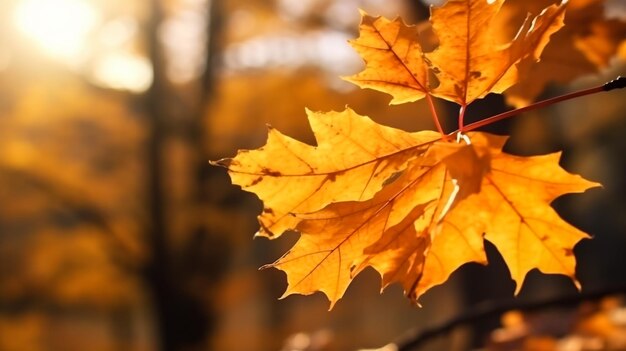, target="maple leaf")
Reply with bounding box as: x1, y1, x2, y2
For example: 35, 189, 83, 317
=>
215, 0, 608, 309
344, 0, 566, 106
467, 135, 599, 292
354, 142, 490, 301
213, 108, 440, 238
427, 0, 566, 105
263, 132, 598, 308
414, 133, 600, 299
342, 13, 431, 105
